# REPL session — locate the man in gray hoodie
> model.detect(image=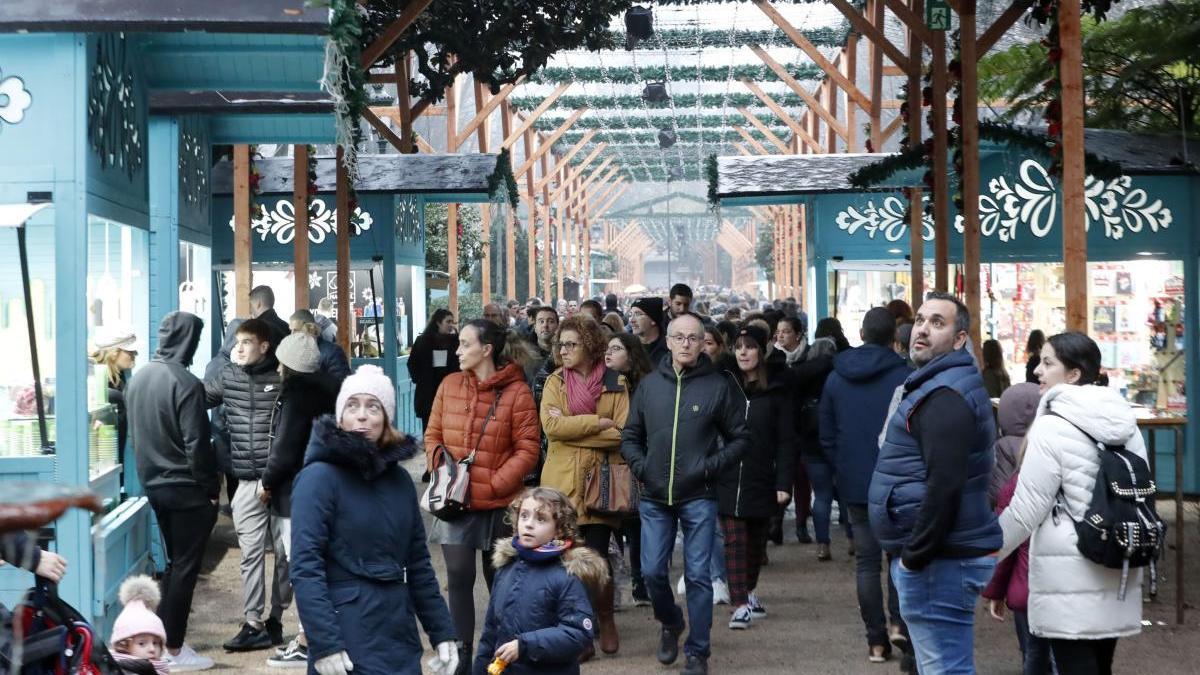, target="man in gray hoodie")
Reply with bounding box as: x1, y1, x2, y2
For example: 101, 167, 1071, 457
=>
126, 311, 217, 670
